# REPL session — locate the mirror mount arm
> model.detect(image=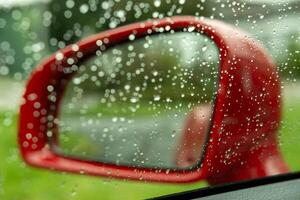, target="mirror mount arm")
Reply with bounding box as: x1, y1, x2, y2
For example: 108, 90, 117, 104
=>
206, 136, 289, 185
